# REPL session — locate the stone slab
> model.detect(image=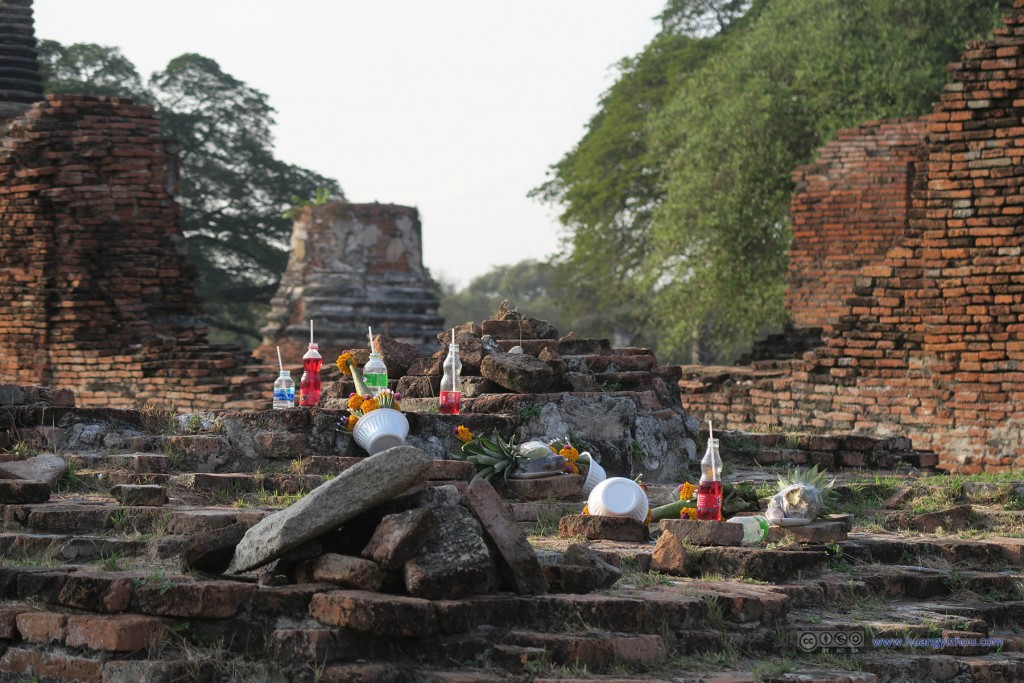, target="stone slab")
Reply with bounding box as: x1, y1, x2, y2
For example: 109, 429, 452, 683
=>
0, 454, 66, 485
559, 514, 649, 543
361, 508, 435, 571
109, 484, 168, 507
505, 473, 583, 501
309, 553, 388, 591
463, 479, 549, 594
0, 480, 50, 504
765, 520, 848, 544
227, 446, 432, 574
660, 519, 744, 546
